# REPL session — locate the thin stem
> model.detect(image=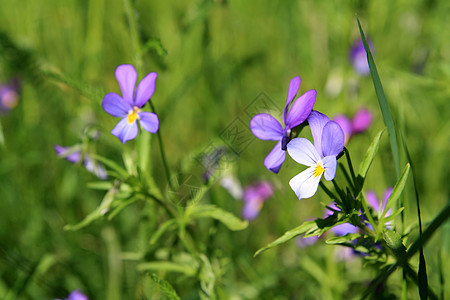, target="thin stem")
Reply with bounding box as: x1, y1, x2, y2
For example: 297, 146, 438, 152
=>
319, 181, 339, 201
343, 147, 356, 186
339, 164, 355, 192
148, 100, 174, 191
